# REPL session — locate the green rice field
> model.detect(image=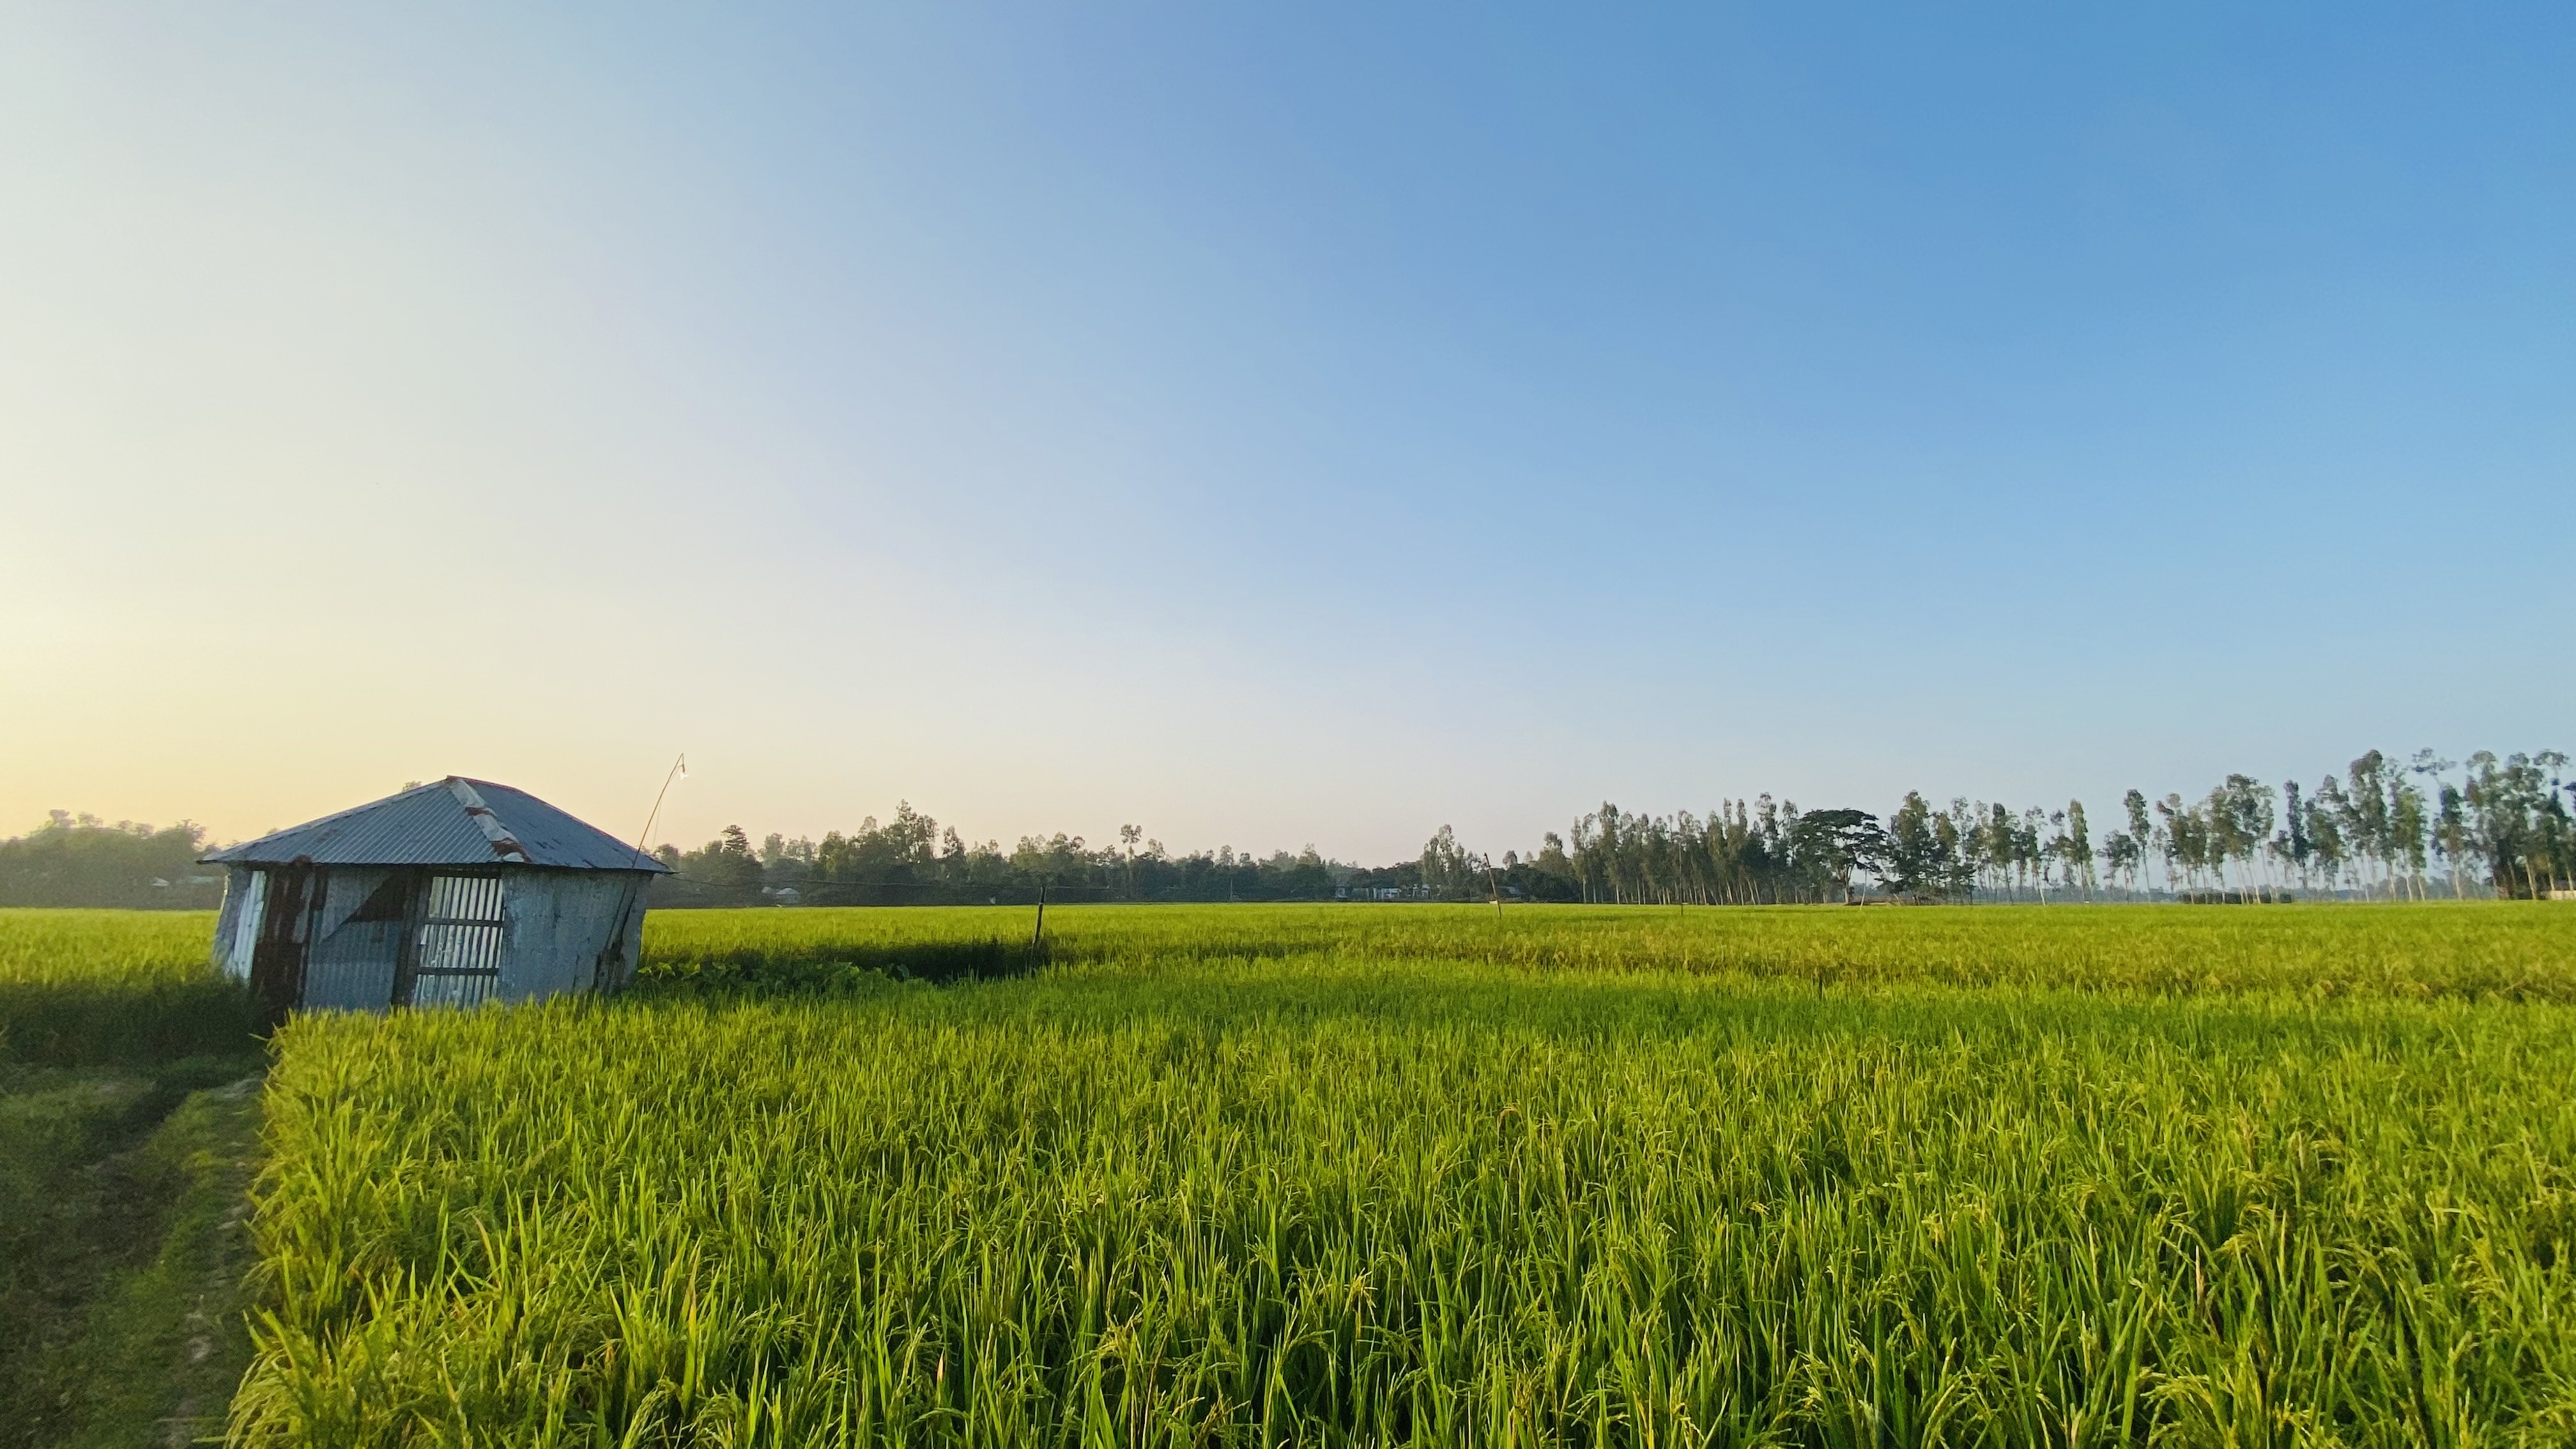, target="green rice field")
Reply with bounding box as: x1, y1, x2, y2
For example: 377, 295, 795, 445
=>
632, 900, 2576, 1000
6, 903, 2575, 1445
